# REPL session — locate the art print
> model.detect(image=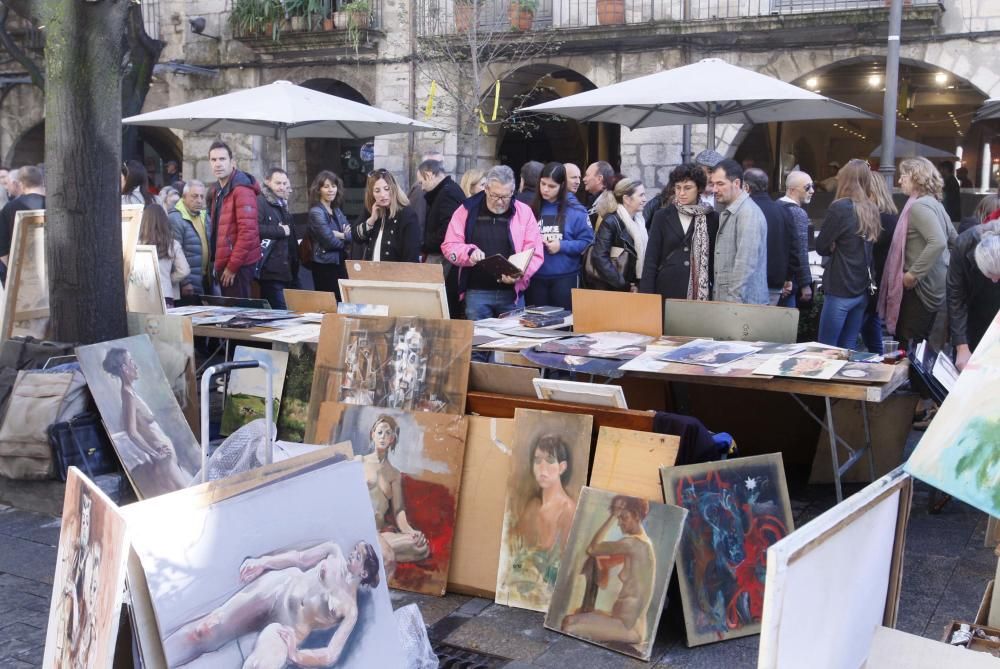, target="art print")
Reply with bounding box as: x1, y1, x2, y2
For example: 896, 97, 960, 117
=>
220, 346, 289, 436
305, 314, 472, 443
752, 354, 846, 380
660, 453, 794, 646
316, 402, 468, 596
77, 335, 200, 499
533, 332, 653, 360
657, 339, 759, 367
545, 487, 687, 660
43, 468, 129, 669
496, 409, 592, 612
125, 458, 404, 669
276, 342, 317, 442
127, 313, 198, 433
